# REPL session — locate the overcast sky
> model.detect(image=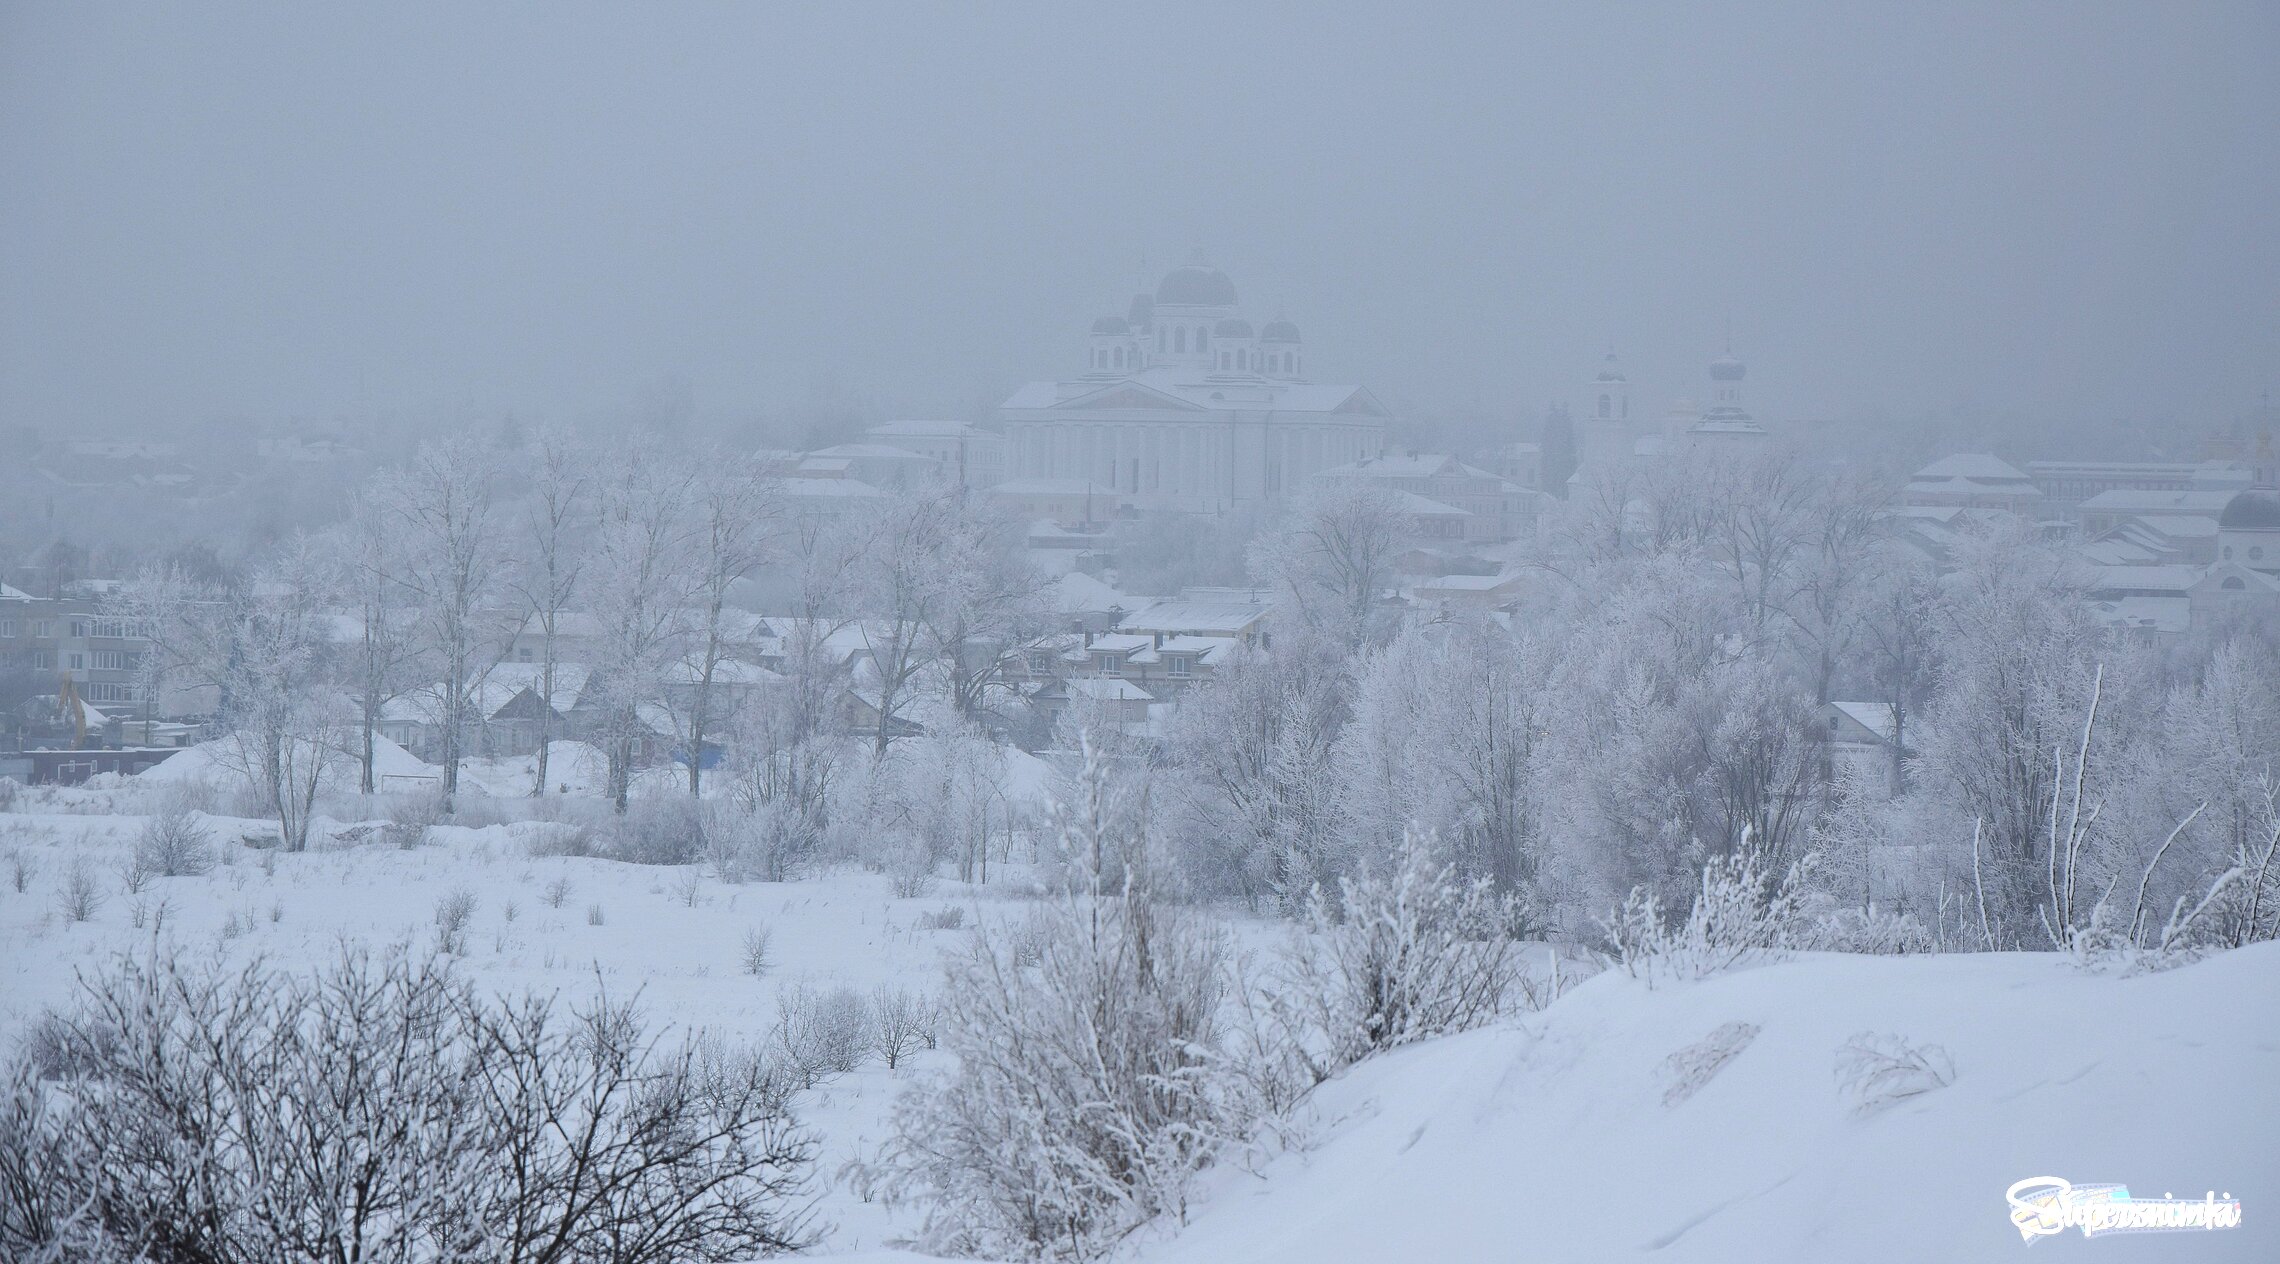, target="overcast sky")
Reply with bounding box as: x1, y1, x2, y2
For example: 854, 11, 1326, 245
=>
3, 2, 2276, 439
